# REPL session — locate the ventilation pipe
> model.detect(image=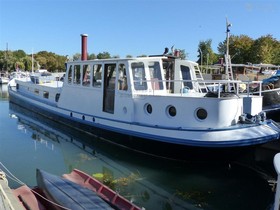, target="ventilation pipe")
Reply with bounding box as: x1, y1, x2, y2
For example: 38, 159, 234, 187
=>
81, 34, 88, 61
